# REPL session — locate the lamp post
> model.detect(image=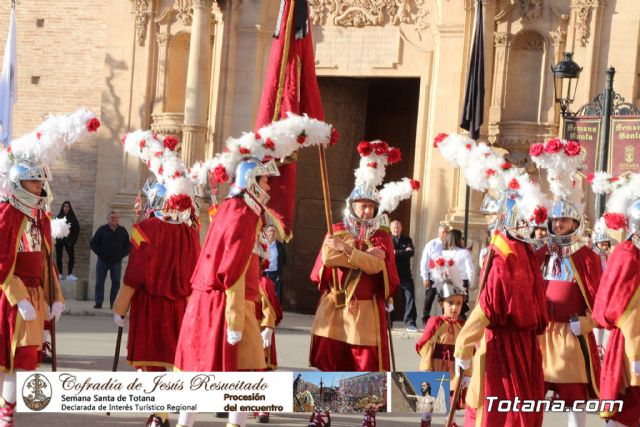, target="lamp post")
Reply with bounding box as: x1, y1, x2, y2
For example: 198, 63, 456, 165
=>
551, 52, 582, 118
